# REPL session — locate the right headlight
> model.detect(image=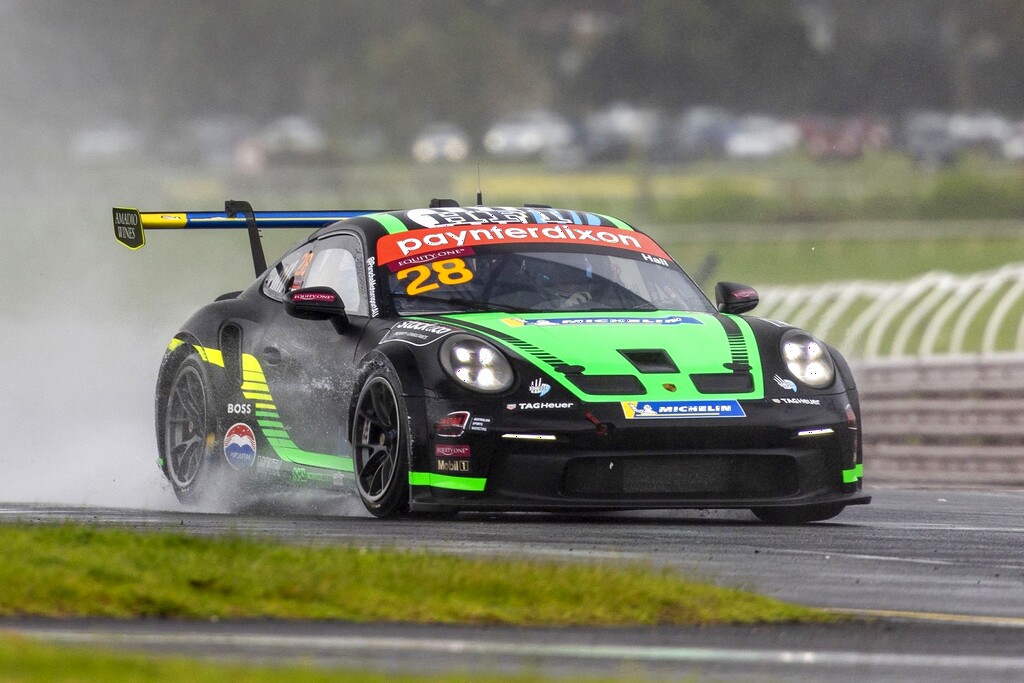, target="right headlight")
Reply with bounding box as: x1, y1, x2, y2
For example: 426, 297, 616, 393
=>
780, 330, 835, 389
439, 334, 515, 393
